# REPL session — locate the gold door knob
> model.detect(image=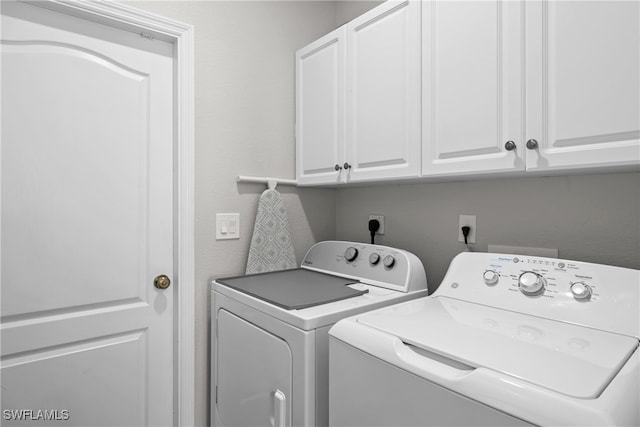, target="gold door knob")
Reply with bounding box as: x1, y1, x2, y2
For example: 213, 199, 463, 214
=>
154, 274, 171, 290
